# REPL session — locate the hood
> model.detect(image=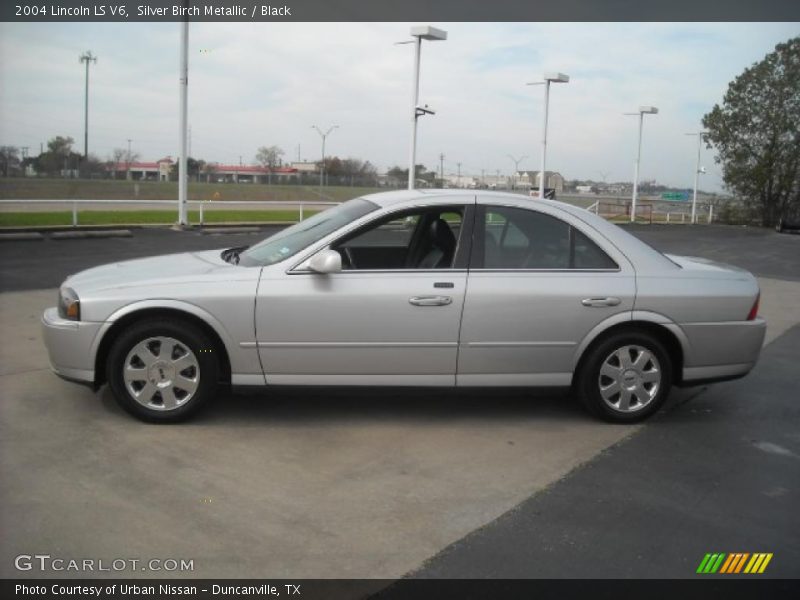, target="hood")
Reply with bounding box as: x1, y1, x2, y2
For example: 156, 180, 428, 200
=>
63, 249, 235, 293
